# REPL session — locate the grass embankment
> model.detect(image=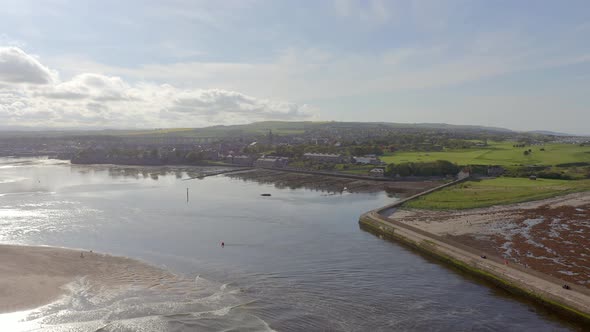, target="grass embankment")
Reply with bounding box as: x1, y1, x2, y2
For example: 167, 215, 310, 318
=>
382, 142, 590, 167
405, 177, 590, 210
335, 164, 375, 175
